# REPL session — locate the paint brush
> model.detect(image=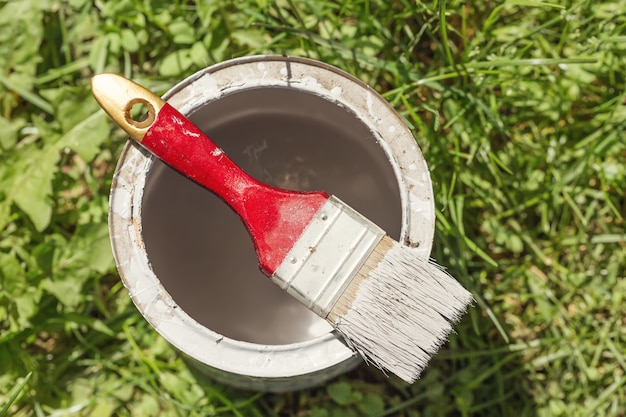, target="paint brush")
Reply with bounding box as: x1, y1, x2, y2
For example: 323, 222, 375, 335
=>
91, 73, 473, 383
